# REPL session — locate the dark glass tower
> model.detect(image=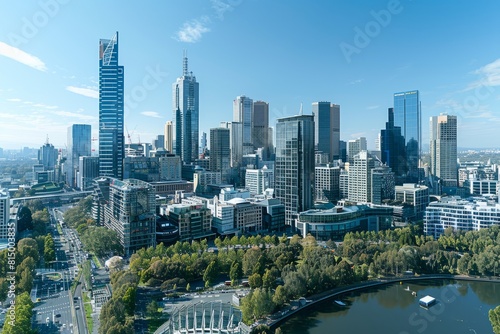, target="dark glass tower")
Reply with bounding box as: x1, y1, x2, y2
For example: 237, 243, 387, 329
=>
99, 32, 124, 179
275, 114, 315, 227
313, 102, 340, 162
172, 53, 199, 164
393, 90, 421, 183
67, 124, 91, 187
381, 108, 406, 183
